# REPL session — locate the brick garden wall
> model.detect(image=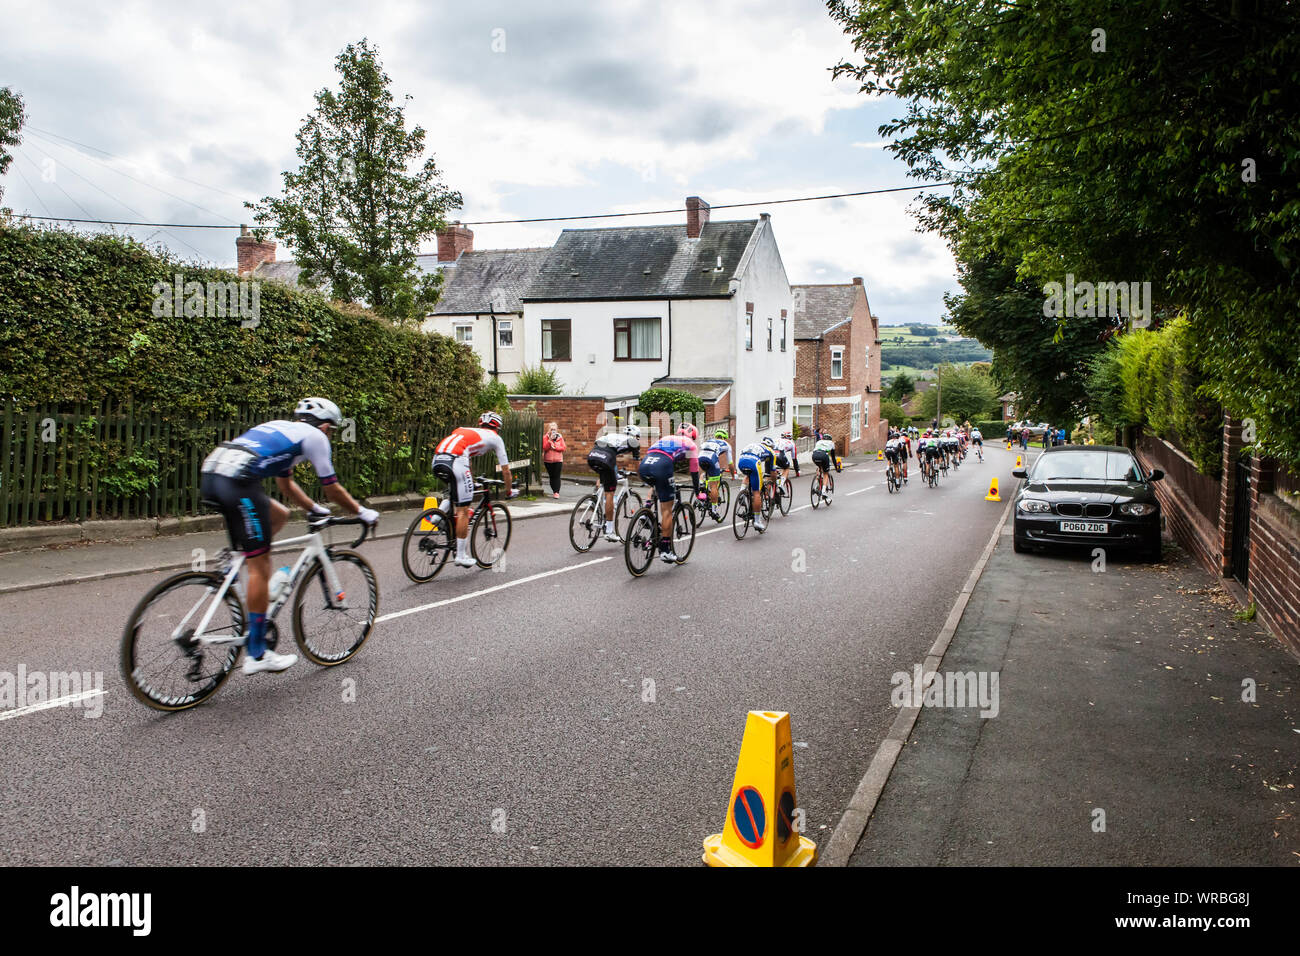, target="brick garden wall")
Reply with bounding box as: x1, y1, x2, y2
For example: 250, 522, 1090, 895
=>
509, 395, 608, 470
